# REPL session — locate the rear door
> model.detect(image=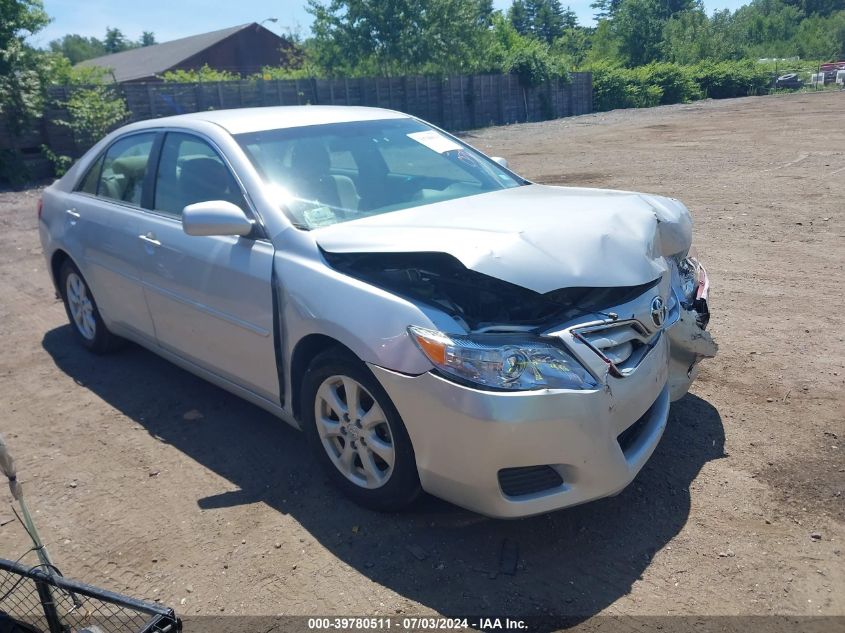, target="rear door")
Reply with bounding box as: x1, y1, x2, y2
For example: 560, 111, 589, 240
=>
139, 131, 279, 403
64, 131, 160, 340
